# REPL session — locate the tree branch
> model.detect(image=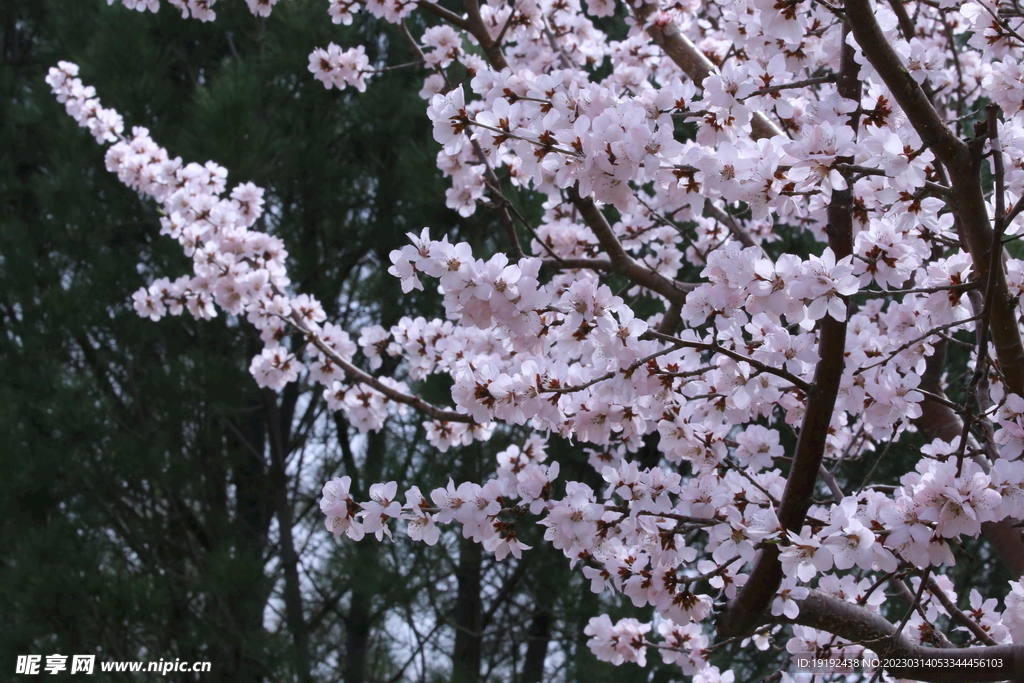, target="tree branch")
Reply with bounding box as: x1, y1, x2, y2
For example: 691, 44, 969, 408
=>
566, 186, 695, 305
885, 0, 917, 42
632, 1, 785, 140
471, 137, 523, 260
914, 334, 1024, 579
844, 0, 965, 166
643, 329, 812, 392
416, 0, 469, 30
287, 311, 474, 423
704, 199, 759, 249
925, 575, 999, 646
793, 590, 1024, 683
956, 104, 1009, 475
461, 0, 509, 71
539, 257, 615, 273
